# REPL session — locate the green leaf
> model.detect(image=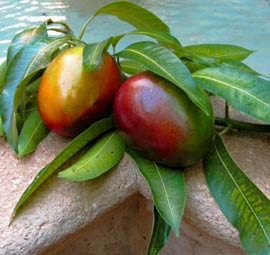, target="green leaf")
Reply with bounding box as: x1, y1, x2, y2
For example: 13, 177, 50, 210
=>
204, 134, 270, 255
185, 44, 253, 61
182, 59, 205, 73
219, 58, 261, 76
0, 60, 7, 93
17, 107, 49, 158
128, 29, 181, 47
83, 37, 113, 72
180, 49, 260, 76
26, 78, 40, 95
182, 51, 261, 76
94, 1, 170, 33
119, 59, 146, 75
7, 21, 48, 64
193, 66, 270, 123
0, 37, 70, 151
25, 78, 41, 111
58, 131, 125, 181
18, 36, 70, 79
10, 117, 113, 223
116, 41, 212, 116
112, 29, 182, 50
129, 150, 185, 236
148, 206, 171, 255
